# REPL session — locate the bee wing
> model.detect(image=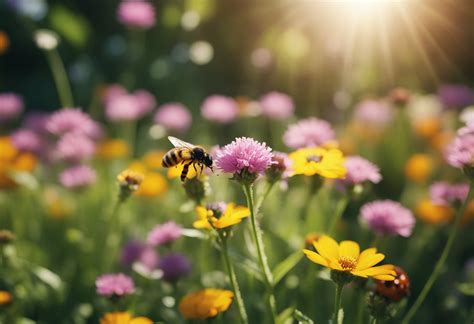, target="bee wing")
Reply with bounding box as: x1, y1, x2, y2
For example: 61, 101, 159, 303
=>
168, 136, 196, 149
